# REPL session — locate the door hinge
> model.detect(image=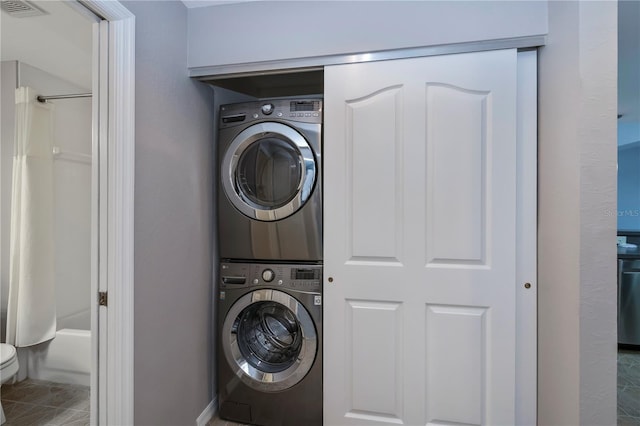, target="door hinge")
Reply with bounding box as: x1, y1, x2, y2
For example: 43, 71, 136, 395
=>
98, 291, 108, 307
